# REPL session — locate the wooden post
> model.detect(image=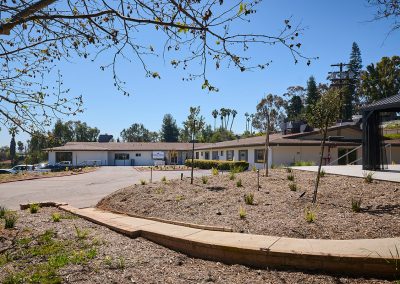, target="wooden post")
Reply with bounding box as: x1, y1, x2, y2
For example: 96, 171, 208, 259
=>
150, 167, 153, 183
257, 169, 260, 190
